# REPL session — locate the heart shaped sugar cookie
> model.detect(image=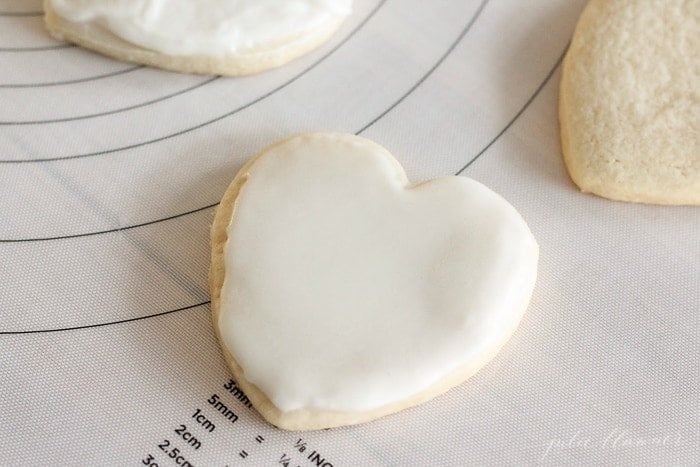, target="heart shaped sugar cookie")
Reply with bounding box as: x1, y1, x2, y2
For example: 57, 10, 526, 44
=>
44, 0, 352, 76
210, 133, 538, 430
